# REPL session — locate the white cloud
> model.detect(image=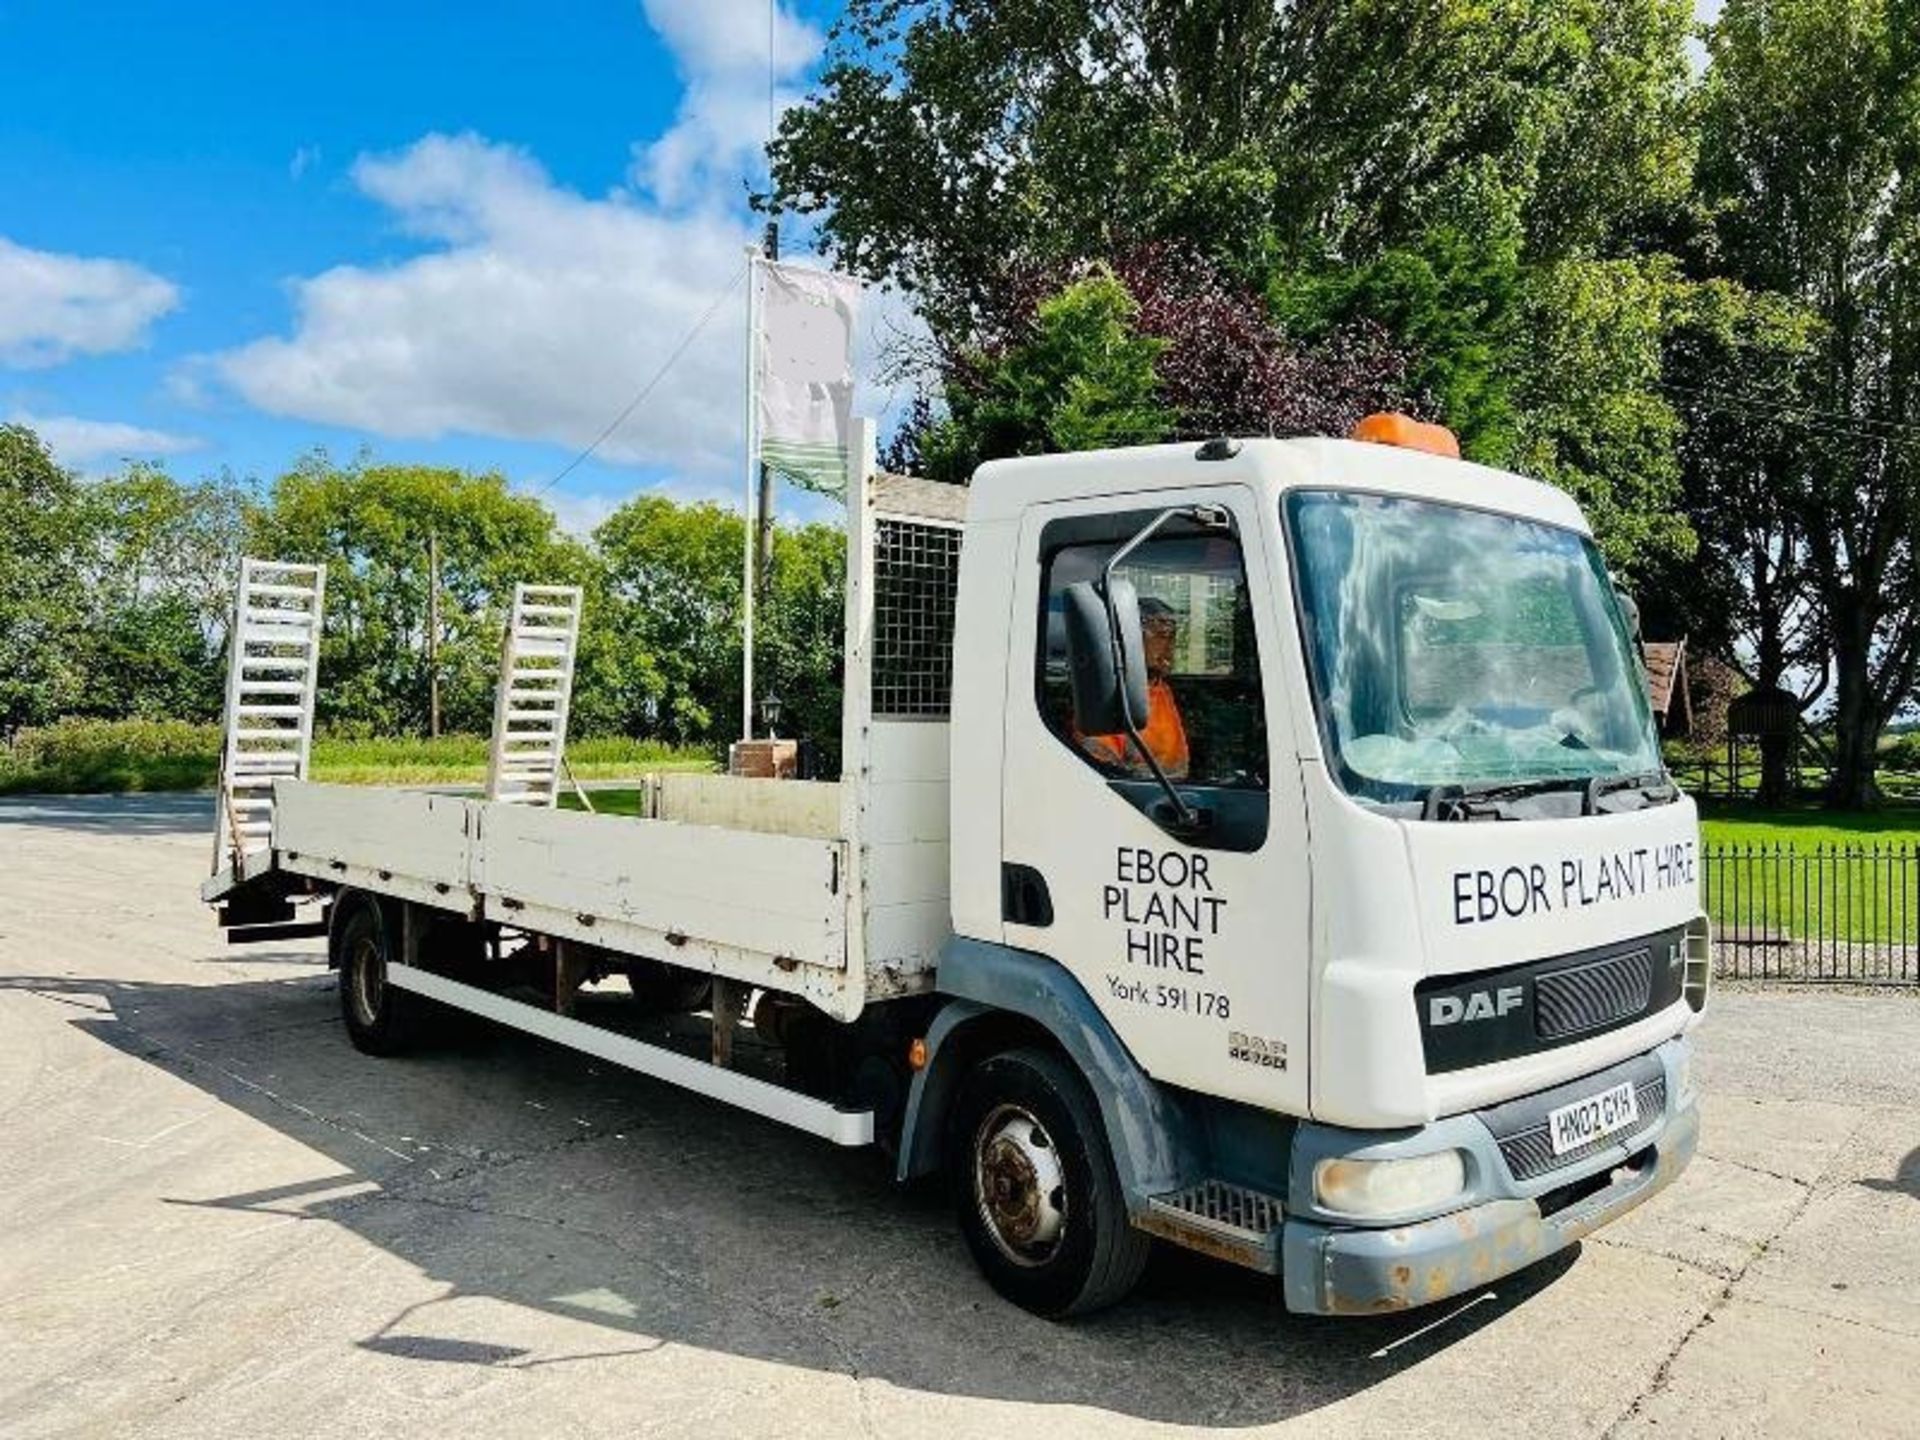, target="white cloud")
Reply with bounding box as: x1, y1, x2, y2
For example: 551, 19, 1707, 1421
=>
13, 411, 202, 467
0, 236, 181, 369
211, 132, 759, 478
289, 144, 322, 181
631, 0, 821, 208
199, 6, 933, 493
539, 488, 623, 537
